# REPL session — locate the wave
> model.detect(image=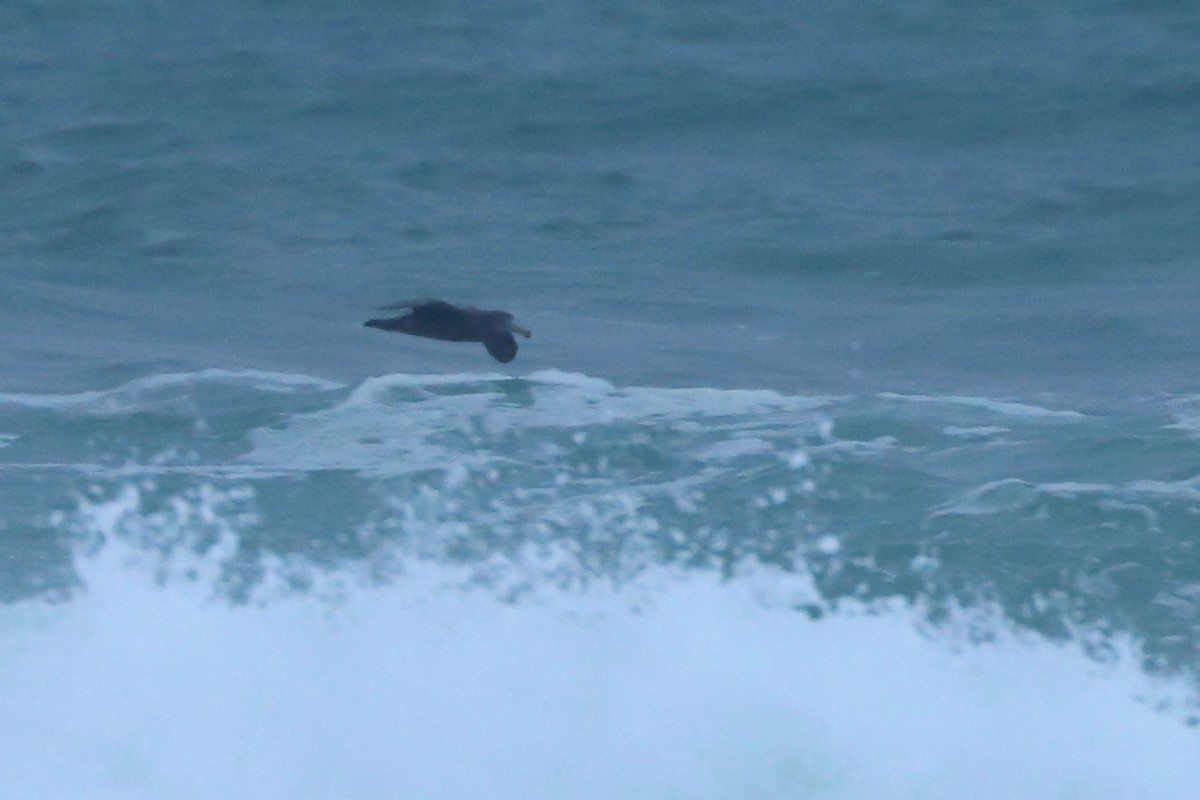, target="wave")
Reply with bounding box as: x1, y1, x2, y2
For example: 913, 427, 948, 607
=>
0, 368, 344, 413
1, 369, 1199, 698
